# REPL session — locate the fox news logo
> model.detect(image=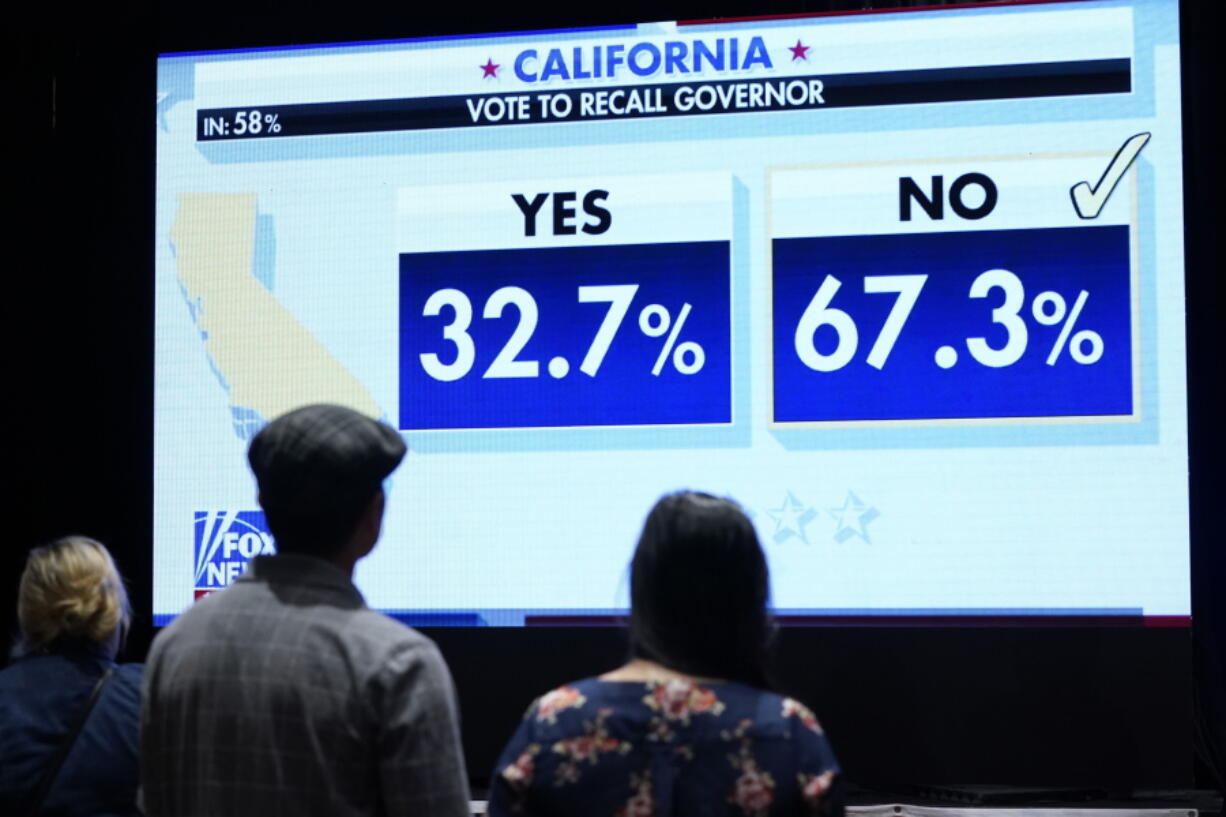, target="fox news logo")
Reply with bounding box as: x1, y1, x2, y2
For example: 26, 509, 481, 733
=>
193, 510, 275, 599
